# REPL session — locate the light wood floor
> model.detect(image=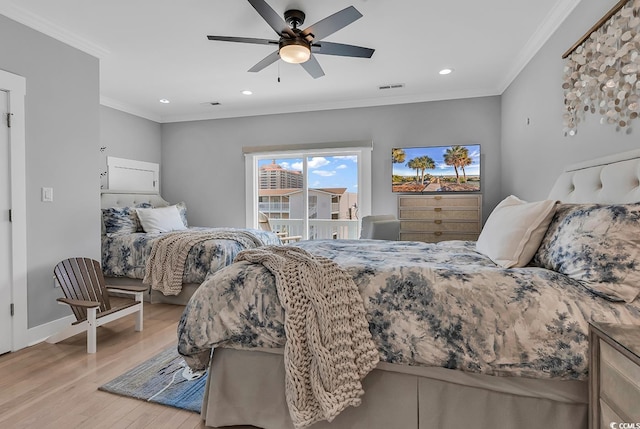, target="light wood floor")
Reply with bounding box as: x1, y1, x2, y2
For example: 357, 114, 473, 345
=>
0, 301, 208, 429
